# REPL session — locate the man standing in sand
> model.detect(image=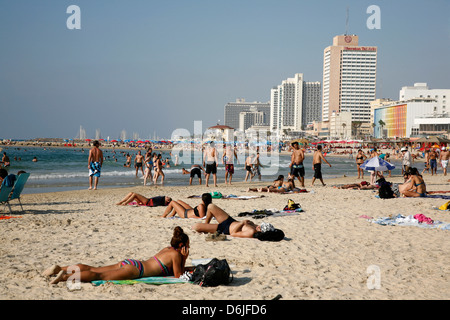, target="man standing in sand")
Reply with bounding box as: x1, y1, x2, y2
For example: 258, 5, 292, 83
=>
222, 144, 238, 185
311, 145, 331, 186
134, 150, 145, 178
428, 148, 438, 175
88, 140, 103, 190
289, 142, 305, 188
439, 147, 449, 176
203, 142, 218, 187
401, 147, 412, 174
